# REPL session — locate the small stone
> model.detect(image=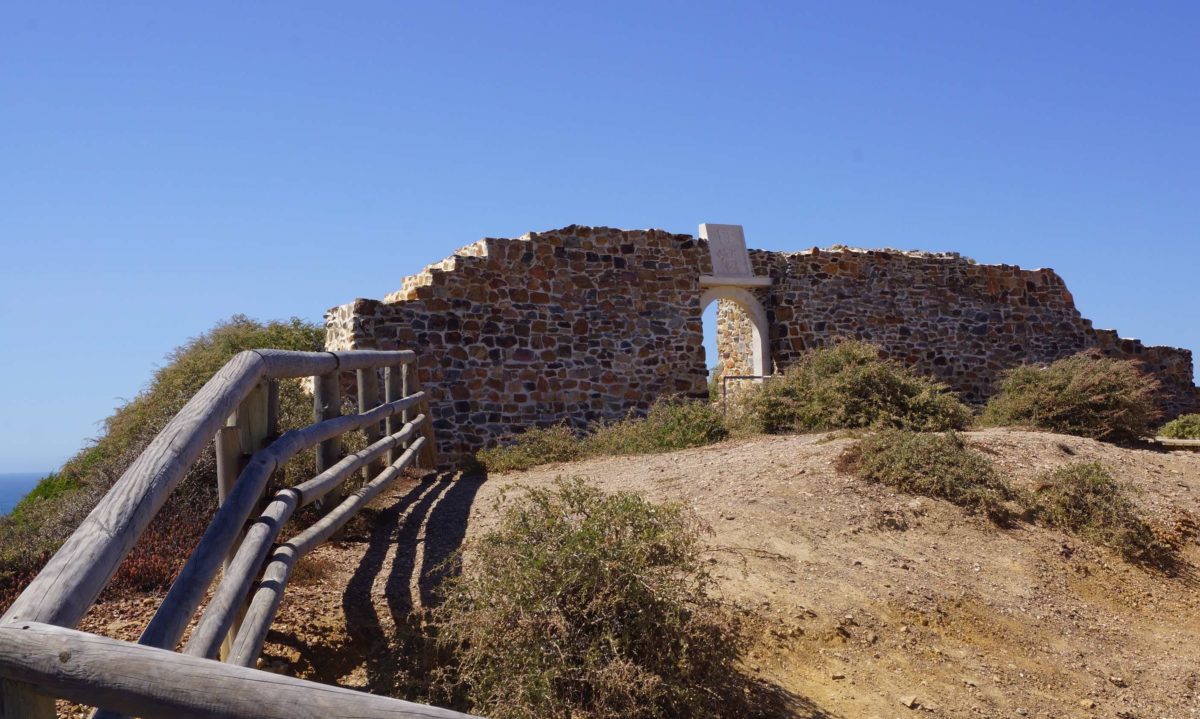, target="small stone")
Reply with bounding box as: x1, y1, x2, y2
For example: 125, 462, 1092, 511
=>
1079, 699, 1096, 709
831, 672, 846, 680
899, 695, 920, 709
1108, 676, 1127, 688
